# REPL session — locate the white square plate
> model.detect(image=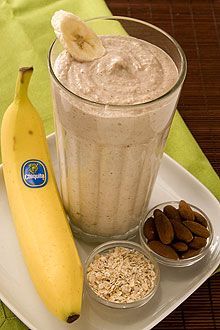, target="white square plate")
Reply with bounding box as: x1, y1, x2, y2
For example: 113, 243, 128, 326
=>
0, 133, 219, 330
